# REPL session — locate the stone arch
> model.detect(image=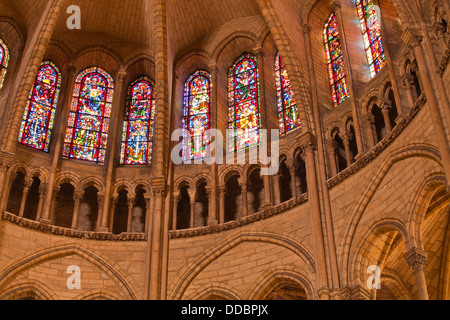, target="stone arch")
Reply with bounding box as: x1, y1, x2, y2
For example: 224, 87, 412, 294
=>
174, 176, 193, 192
406, 173, 448, 249
379, 269, 414, 300
169, 232, 316, 300
219, 167, 244, 185
73, 289, 125, 301
340, 144, 444, 286
0, 244, 137, 300
28, 167, 48, 184
0, 279, 59, 300
212, 32, 259, 64
113, 180, 133, 194
124, 53, 155, 71
190, 286, 242, 301
54, 172, 81, 190
133, 180, 151, 194
249, 268, 314, 300
79, 176, 105, 195
74, 45, 123, 73
0, 16, 26, 48
348, 218, 410, 289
